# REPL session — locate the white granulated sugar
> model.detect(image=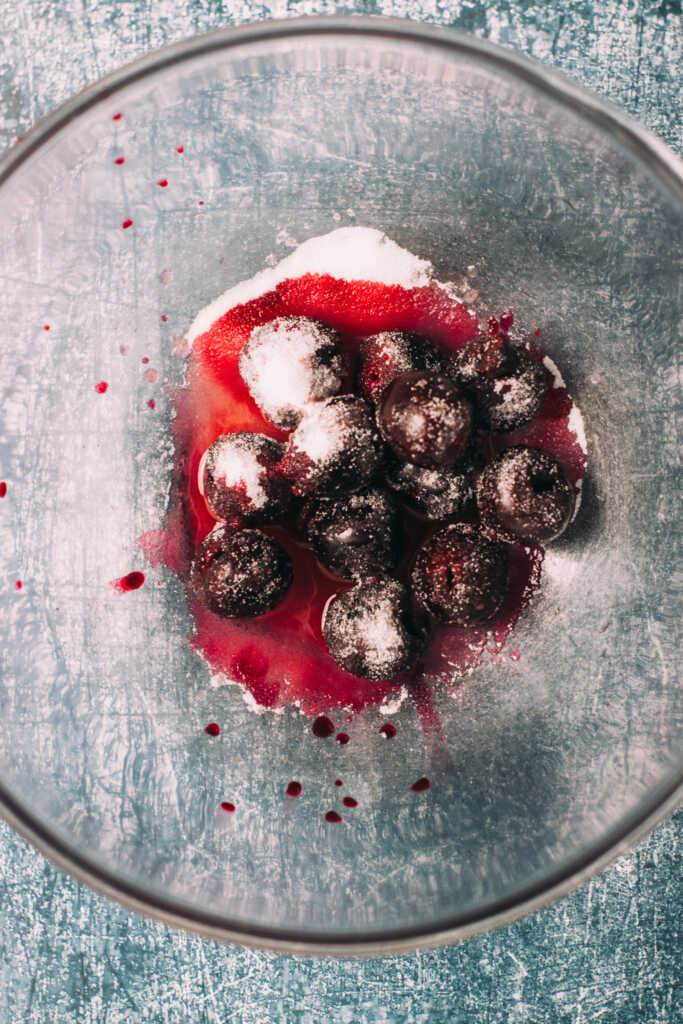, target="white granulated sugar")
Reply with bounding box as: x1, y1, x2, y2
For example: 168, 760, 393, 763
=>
361, 605, 404, 669
543, 353, 566, 390
495, 456, 520, 509
291, 402, 343, 463
543, 354, 588, 456
242, 320, 325, 417
379, 686, 408, 715
211, 439, 268, 509
568, 403, 588, 456
188, 227, 434, 342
